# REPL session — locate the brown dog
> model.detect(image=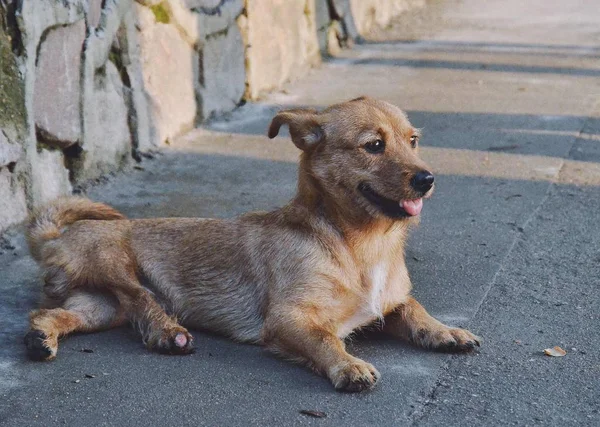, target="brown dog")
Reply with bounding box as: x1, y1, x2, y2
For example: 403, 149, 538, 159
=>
24, 97, 480, 392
